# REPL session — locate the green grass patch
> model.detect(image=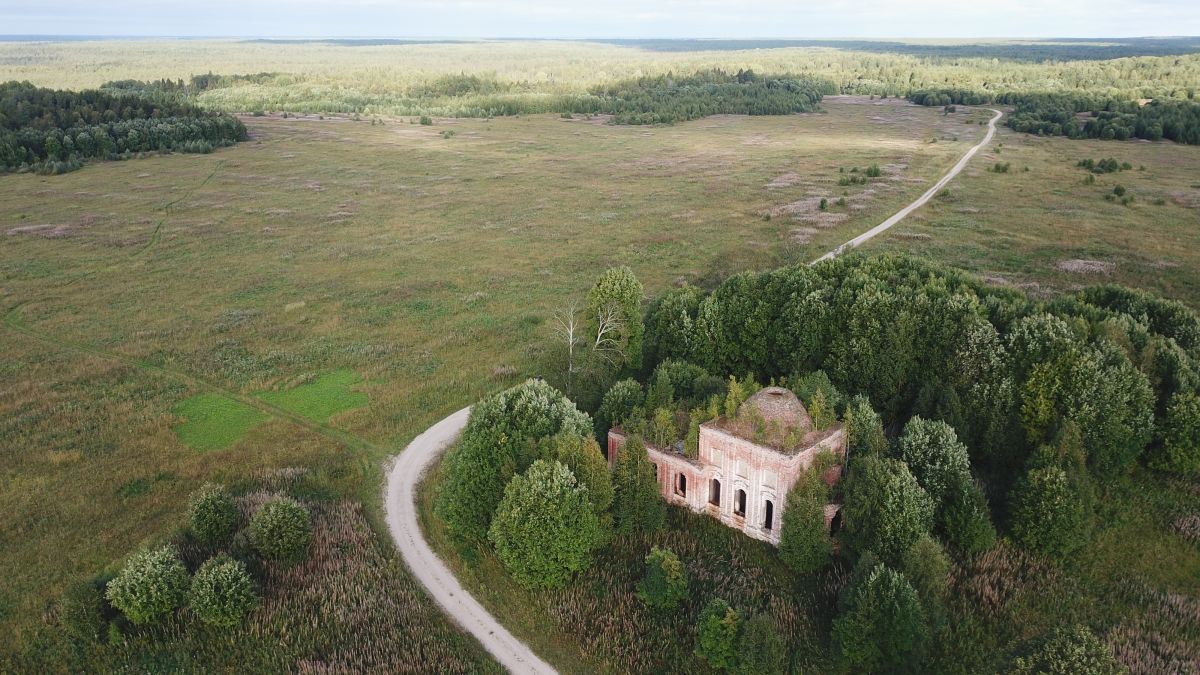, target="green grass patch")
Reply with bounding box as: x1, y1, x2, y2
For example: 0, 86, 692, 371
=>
171, 392, 268, 451
256, 369, 368, 422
